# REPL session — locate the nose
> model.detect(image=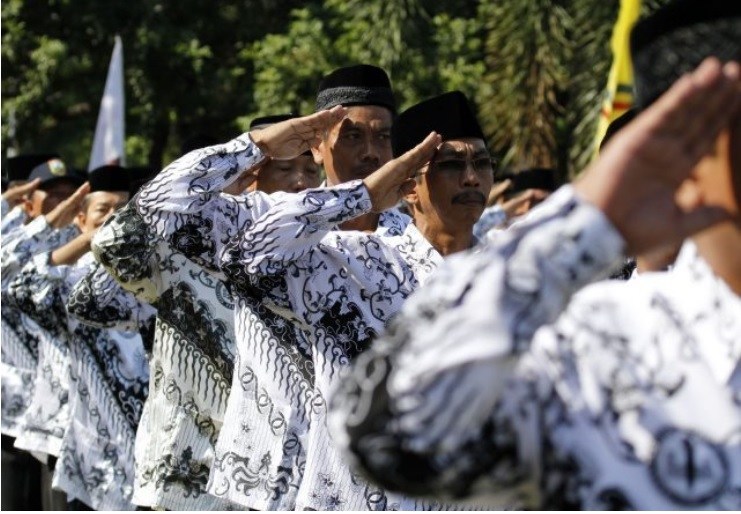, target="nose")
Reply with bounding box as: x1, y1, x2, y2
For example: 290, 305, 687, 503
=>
461, 162, 481, 187
360, 135, 380, 163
